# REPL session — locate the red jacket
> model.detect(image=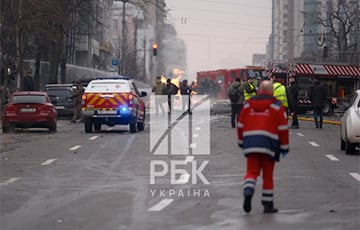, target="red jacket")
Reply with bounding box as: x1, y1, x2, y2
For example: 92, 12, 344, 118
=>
237, 91, 289, 161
